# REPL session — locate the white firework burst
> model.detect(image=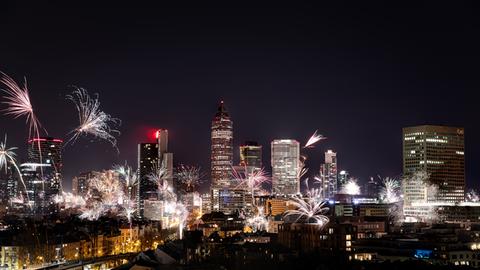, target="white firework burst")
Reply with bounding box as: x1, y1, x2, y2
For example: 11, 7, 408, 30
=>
66, 87, 121, 149
379, 177, 401, 203
304, 130, 326, 148
283, 196, 329, 226
175, 164, 204, 193
246, 206, 268, 232
148, 162, 175, 200
340, 179, 361, 195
